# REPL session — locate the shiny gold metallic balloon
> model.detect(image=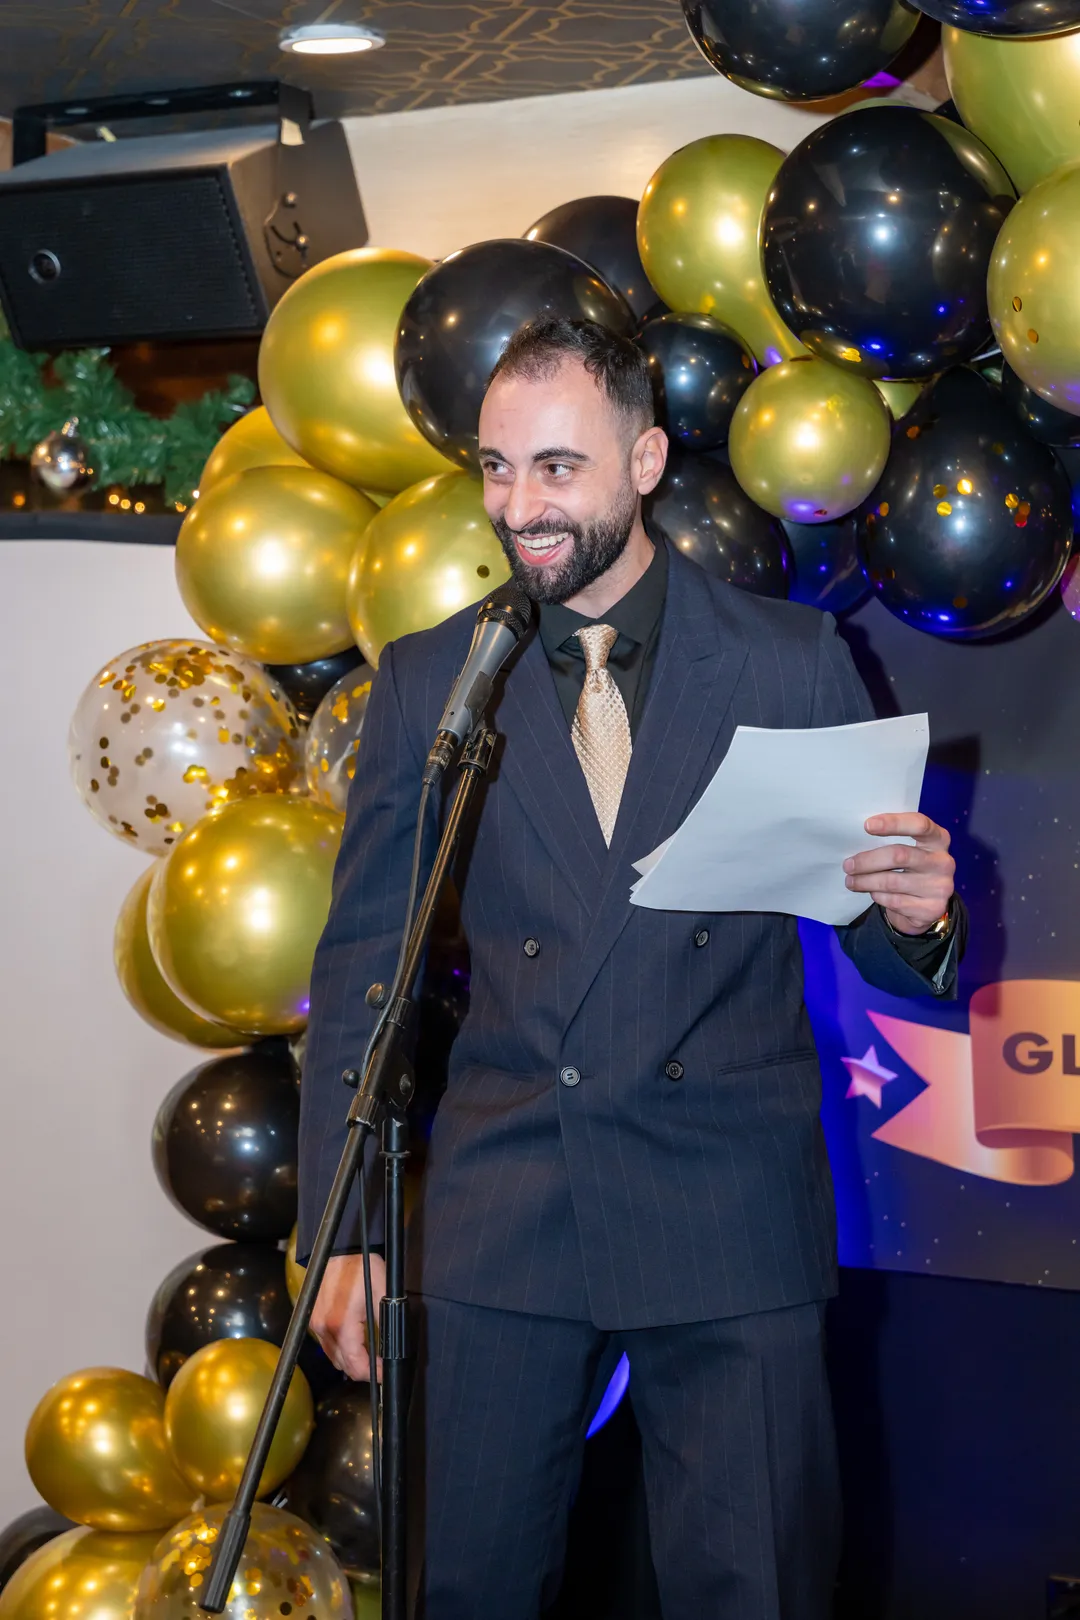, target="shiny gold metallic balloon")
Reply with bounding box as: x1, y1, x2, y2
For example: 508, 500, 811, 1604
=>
637, 135, 805, 367
259, 248, 453, 493
176, 466, 378, 665
148, 796, 343, 1036
347, 472, 510, 667
163, 1339, 313, 1501
944, 26, 1080, 195
68, 640, 302, 856
0, 1527, 160, 1620
134, 1502, 350, 1619
25, 1369, 193, 1532
114, 865, 245, 1049
875, 378, 926, 419
198, 406, 313, 493
729, 356, 891, 522
352, 1579, 381, 1619
285, 1225, 306, 1306
305, 667, 372, 813
988, 161, 1080, 416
